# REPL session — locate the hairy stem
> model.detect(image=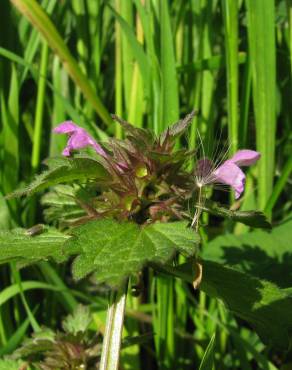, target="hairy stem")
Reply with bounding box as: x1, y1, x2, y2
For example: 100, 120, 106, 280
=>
100, 281, 128, 370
